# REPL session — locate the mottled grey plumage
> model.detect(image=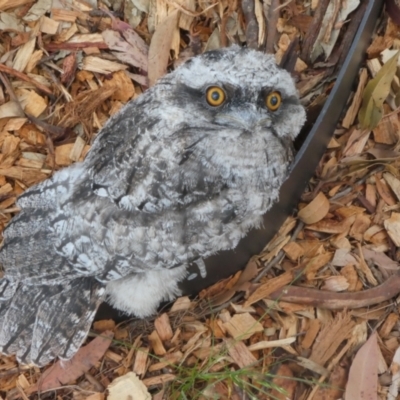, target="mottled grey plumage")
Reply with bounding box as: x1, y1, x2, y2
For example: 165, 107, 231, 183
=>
0, 46, 305, 366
